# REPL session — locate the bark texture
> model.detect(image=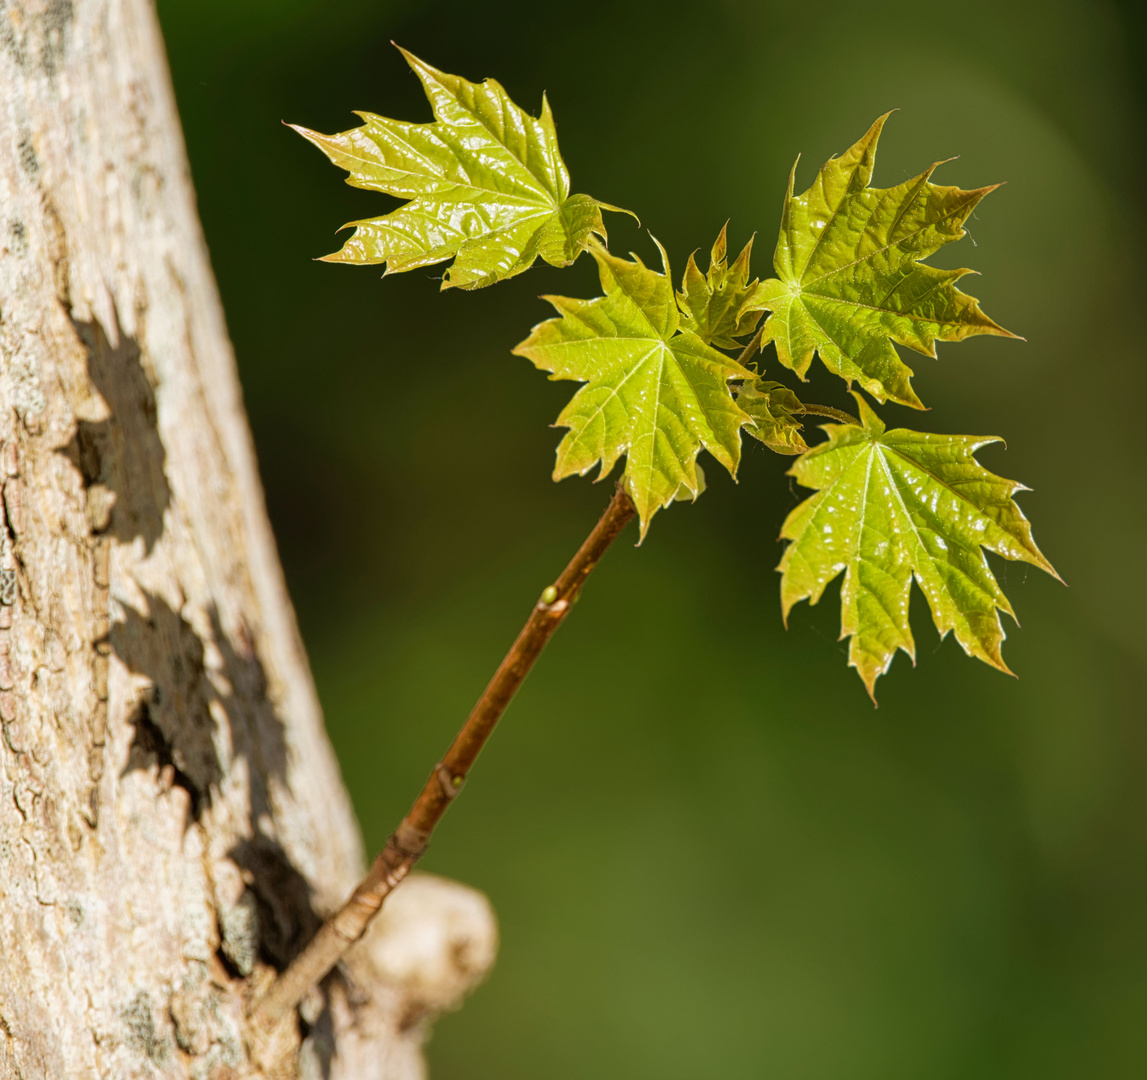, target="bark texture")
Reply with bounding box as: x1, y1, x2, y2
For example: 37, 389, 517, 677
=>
0, 1, 496, 1077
